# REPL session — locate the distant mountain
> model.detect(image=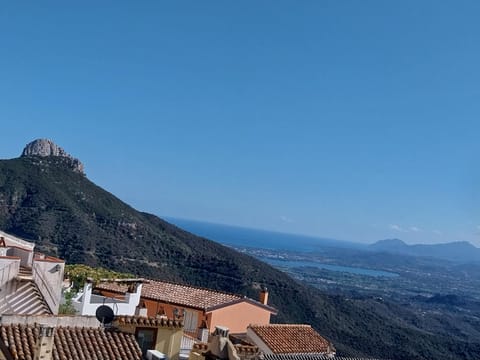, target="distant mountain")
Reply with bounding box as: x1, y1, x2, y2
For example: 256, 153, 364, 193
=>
0, 139, 479, 360
370, 239, 480, 263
